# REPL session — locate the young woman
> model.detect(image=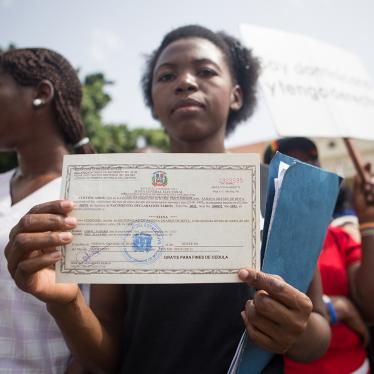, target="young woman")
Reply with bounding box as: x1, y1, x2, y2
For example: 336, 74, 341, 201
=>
0, 48, 93, 373
4, 27, 334, 373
